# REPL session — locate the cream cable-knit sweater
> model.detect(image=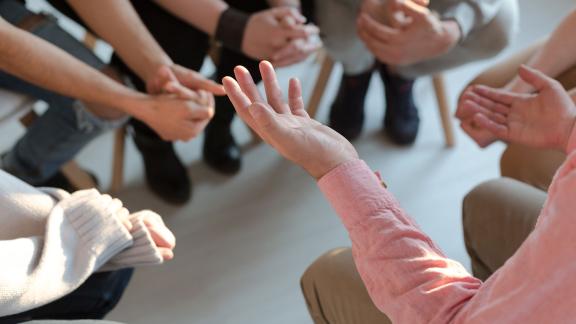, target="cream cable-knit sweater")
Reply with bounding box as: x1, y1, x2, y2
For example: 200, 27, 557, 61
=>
0, 170, 165, 317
